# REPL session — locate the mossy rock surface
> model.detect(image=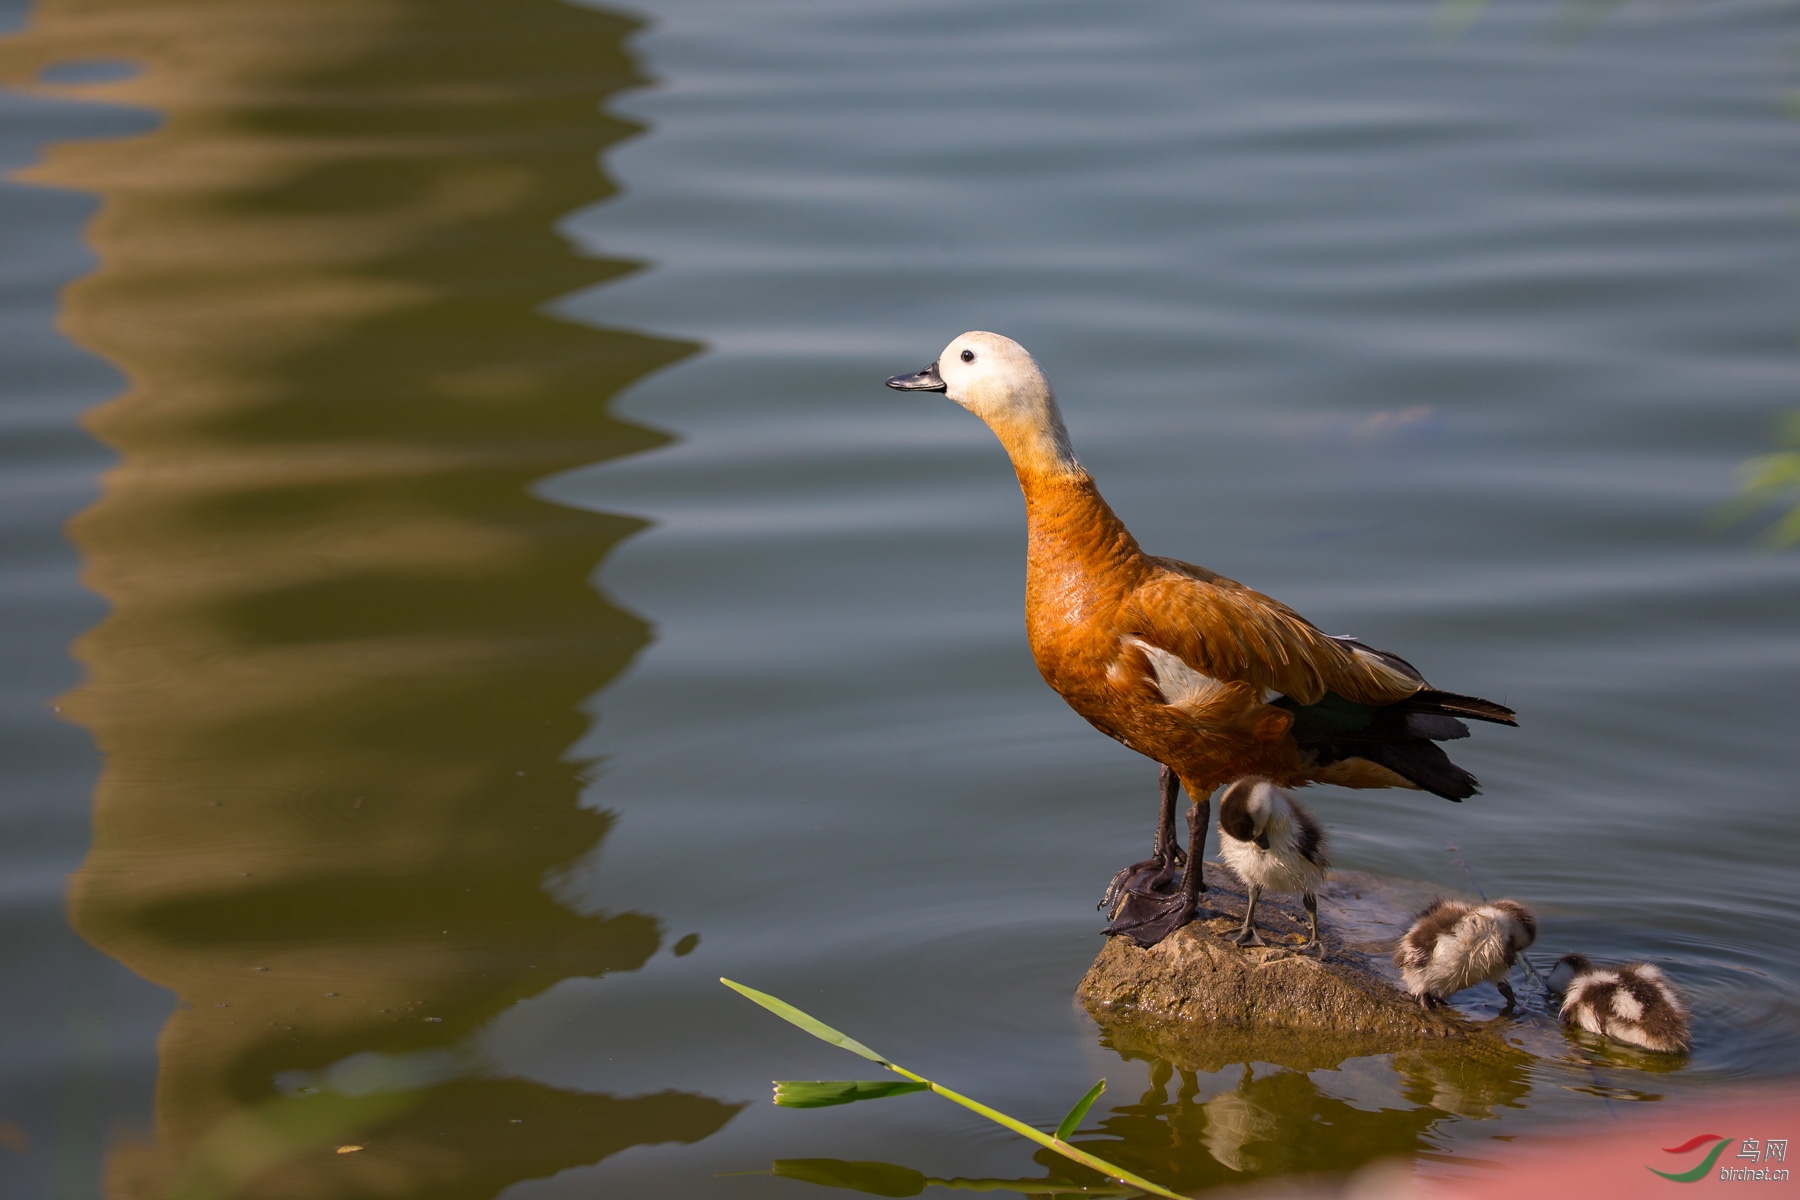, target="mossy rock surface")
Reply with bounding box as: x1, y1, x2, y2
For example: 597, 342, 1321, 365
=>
1077, 866, 1527, 1072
